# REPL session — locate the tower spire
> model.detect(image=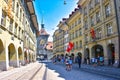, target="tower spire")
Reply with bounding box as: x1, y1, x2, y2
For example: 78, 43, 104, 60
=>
41, 12, 44, 29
